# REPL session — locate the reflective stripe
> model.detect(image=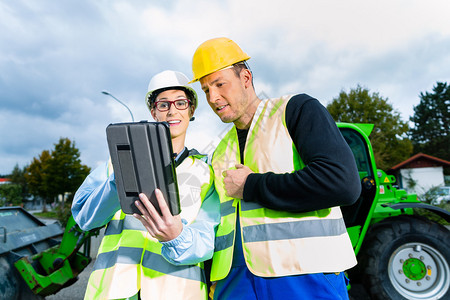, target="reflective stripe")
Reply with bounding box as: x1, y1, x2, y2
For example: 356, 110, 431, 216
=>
241, 207, 339, 226
242, 218, 347, 243
99, 230, 147, 253
240, 200, 263, 211
214, 230, 235, 252
244, 234, 357, 277
94, 247, 143, 270
142, 251, 206, 283
105, 215, 146, 235
93, 247, 206, 283
220, 200, 235, 216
